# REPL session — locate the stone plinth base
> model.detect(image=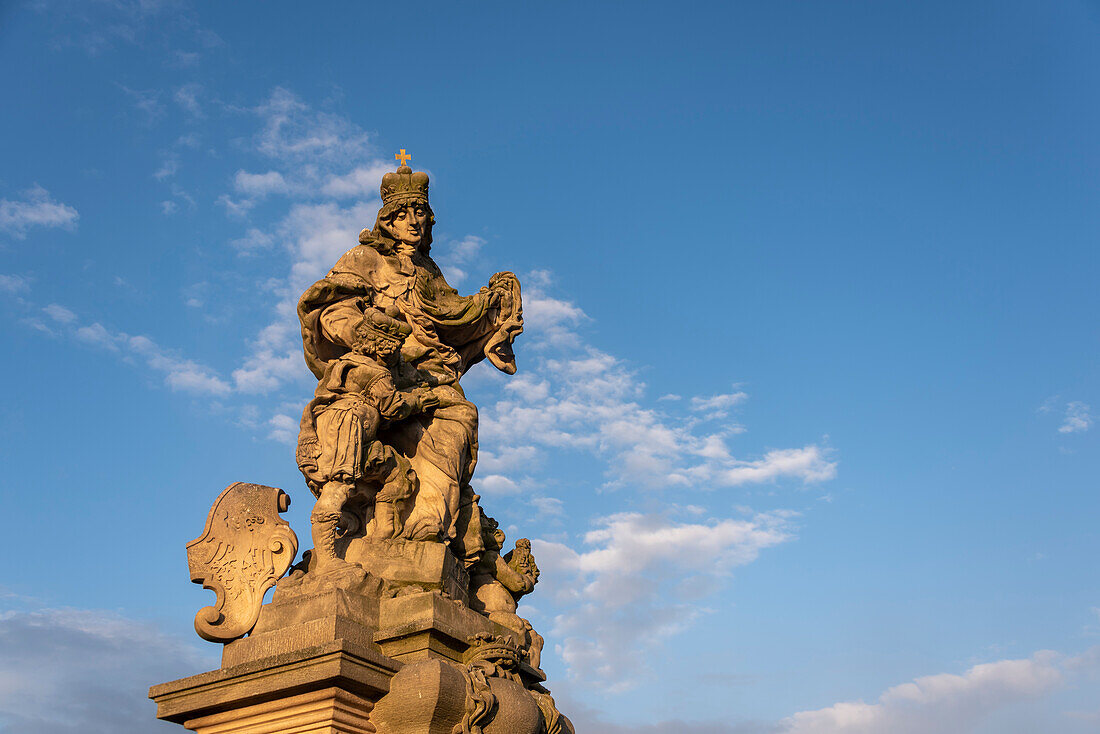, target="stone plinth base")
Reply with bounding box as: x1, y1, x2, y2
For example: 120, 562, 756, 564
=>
150, 637, 398, 729
182, 688, 375, 734
152, 546, 572, 734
